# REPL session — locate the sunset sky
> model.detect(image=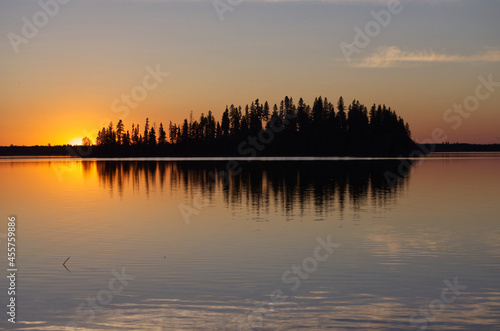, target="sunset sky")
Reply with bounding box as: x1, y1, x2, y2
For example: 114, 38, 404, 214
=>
1, 0, 499, 146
